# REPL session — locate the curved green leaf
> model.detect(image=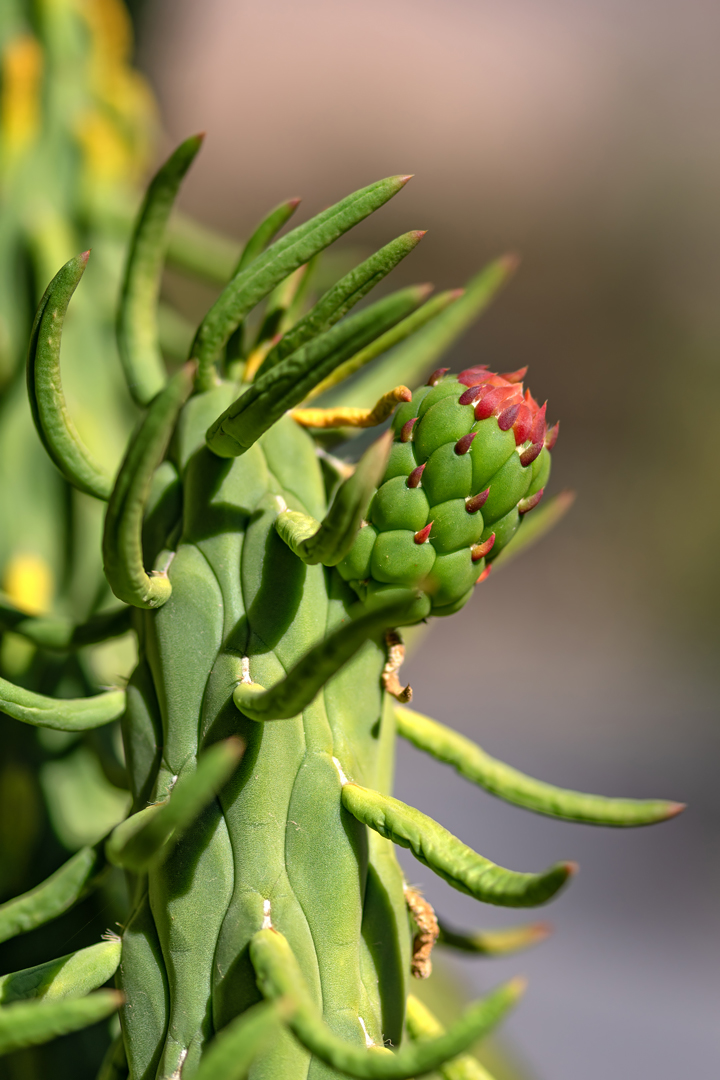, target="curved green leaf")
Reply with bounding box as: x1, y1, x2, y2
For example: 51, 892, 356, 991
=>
255, 230, 426, 379
341, 783, 575, 907
192, 1000, 288, 1080
0, 676, 125, 732
250, 928, 522, 1079
106, 738, 243, 872
26, 253, 113, 500
103, 362, 195, 608
0, 847, 105, 944
233, 591, 424, 722
192, 174, 412, 389
0, 990, 122, 1056
118, 134, 203, 405
405, 995, 495, 1080
0, 595, 131, 650
395, 706, 684, 826
0, 940, 121, 1004
275, 431, 391, 565
206, 286, 426, 457
437, 918, 551, 956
